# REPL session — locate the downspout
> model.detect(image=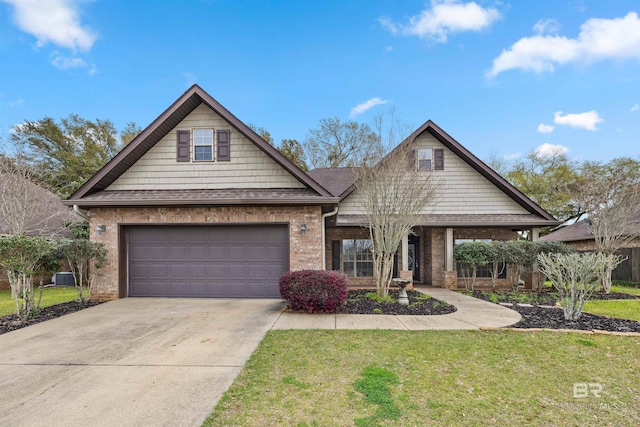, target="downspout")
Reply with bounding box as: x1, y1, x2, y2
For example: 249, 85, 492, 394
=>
321, 206, 339, 270
73, 205, 90, 221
